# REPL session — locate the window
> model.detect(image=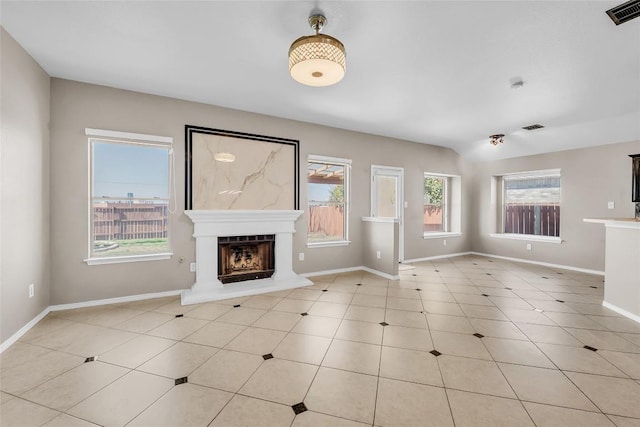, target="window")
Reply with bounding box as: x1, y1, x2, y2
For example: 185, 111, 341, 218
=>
499, 169, 561, 239
307, 155, 351, 246
424, 175, 447, 233
86, 129, 173, 264
423, 173, 461, 237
